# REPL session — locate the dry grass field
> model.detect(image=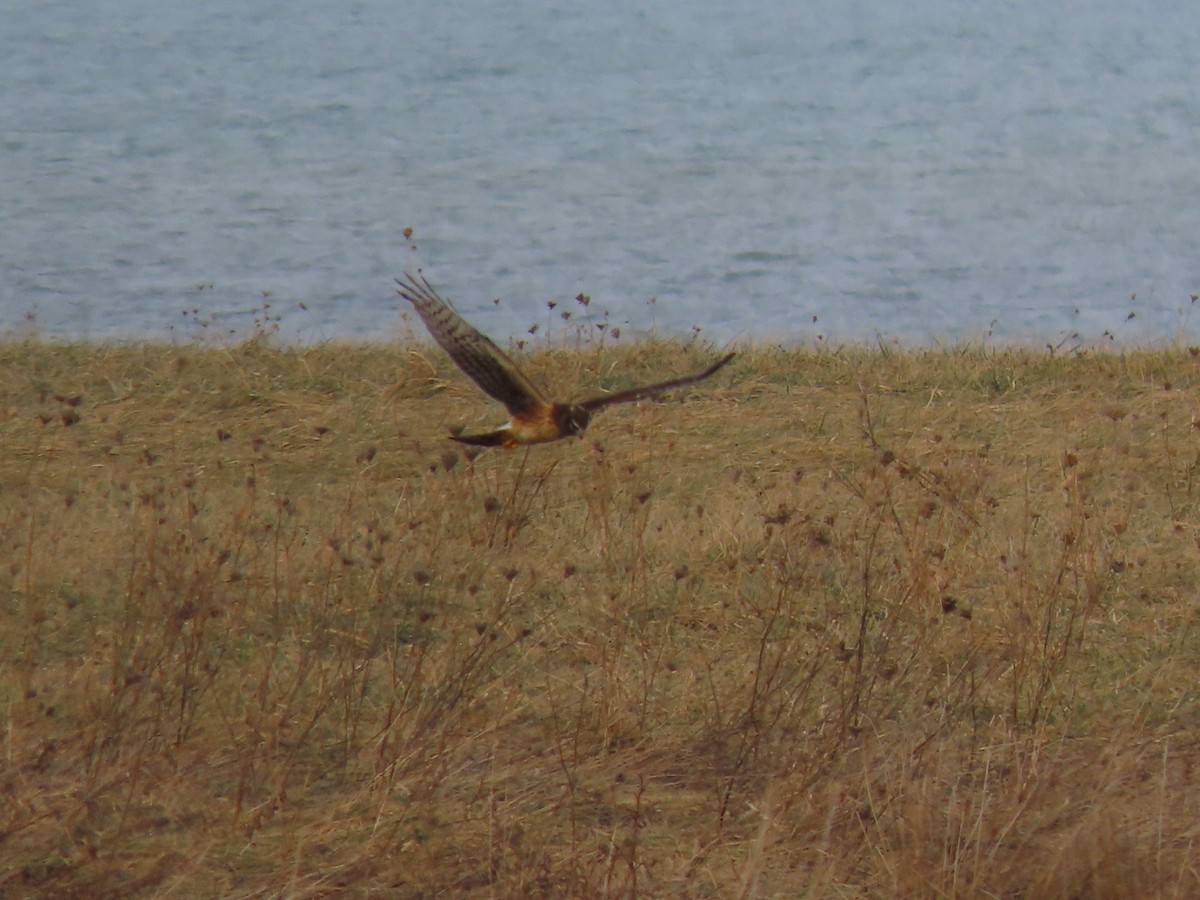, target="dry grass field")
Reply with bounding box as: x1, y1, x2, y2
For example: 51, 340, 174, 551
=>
2, 330, 1199, 897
